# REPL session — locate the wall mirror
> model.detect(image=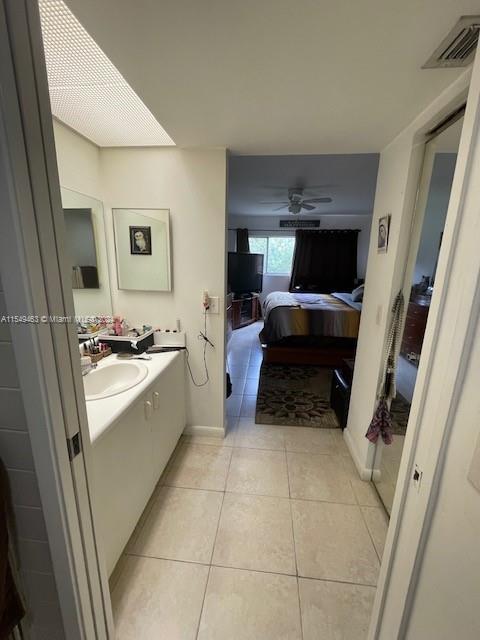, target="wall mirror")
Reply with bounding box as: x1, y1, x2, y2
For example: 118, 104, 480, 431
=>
113, 208, 171, 291
61, 187, 113, 318
64, 208, 99, 289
